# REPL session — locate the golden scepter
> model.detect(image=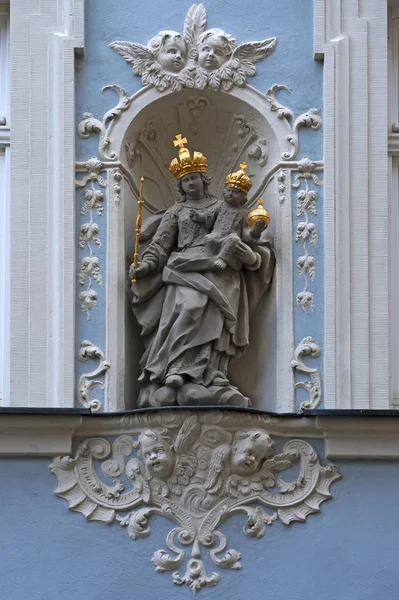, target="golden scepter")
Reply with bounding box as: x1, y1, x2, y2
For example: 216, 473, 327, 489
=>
131, 176, 145, 283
